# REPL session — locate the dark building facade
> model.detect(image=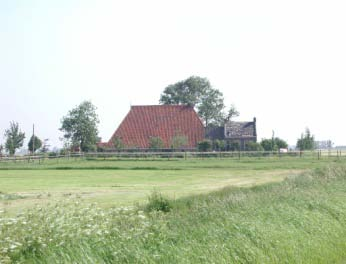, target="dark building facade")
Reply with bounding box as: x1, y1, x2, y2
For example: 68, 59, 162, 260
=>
206, 117, 257, 150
